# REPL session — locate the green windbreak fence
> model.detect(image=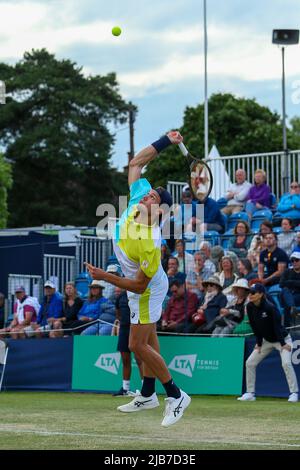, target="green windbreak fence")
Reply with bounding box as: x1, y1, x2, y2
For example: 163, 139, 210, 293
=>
72, 336, 245, 395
